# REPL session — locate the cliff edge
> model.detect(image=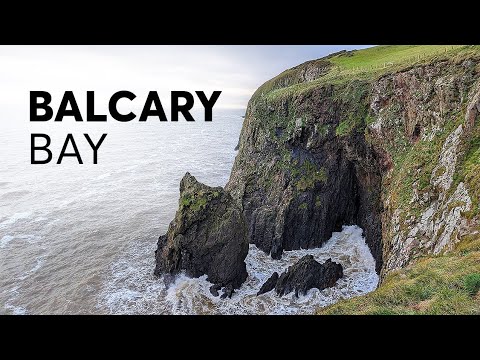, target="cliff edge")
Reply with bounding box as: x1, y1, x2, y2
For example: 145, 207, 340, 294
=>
157, 46, 480, 313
